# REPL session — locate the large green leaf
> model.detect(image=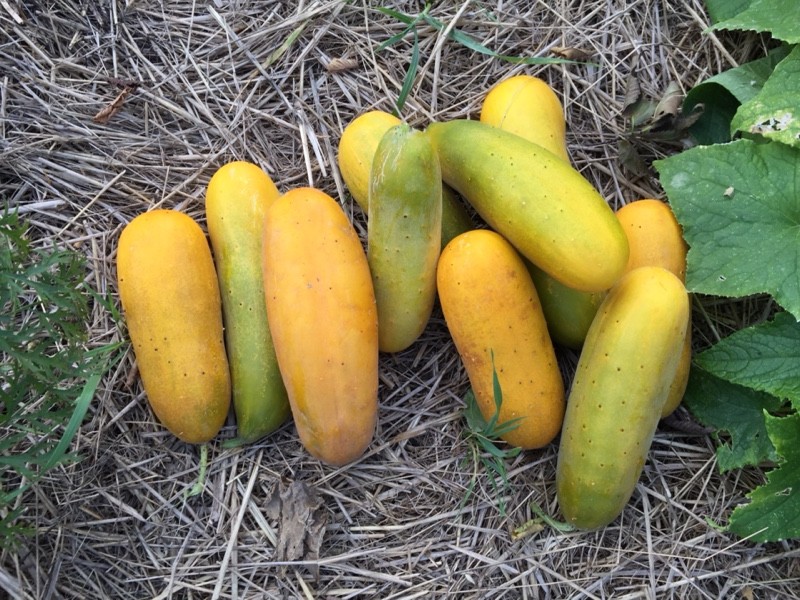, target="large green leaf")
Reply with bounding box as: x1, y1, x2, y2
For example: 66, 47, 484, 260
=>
731, 45, 800, 148
684, 367, 782, 471
709, 0, 800, 43
684, 45, 792, 145
694, 312, 800, 409
726, 411, 800, 542
654, 139, 800, 319
703, 0, 752, 23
